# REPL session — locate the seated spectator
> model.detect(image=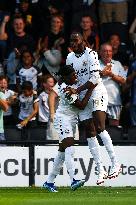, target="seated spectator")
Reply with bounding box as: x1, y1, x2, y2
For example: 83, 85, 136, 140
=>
17, 81, 39, 140
99, 43, 126, 126
127, 60, 136, 126
38, 75, 55, 139
17, 49, 42, 91
109, 34, 129, 67
78, 15, 99, 51
0, 76, 17, 126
